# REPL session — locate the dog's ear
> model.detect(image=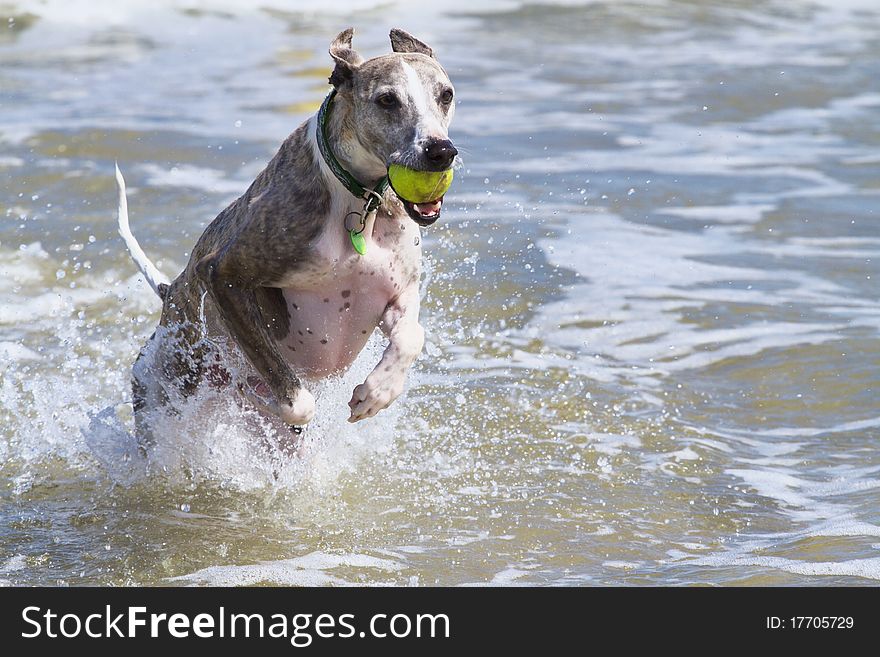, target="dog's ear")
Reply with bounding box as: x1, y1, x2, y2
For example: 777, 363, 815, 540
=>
329, 28, 364, 87
389, 28, 434, 58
